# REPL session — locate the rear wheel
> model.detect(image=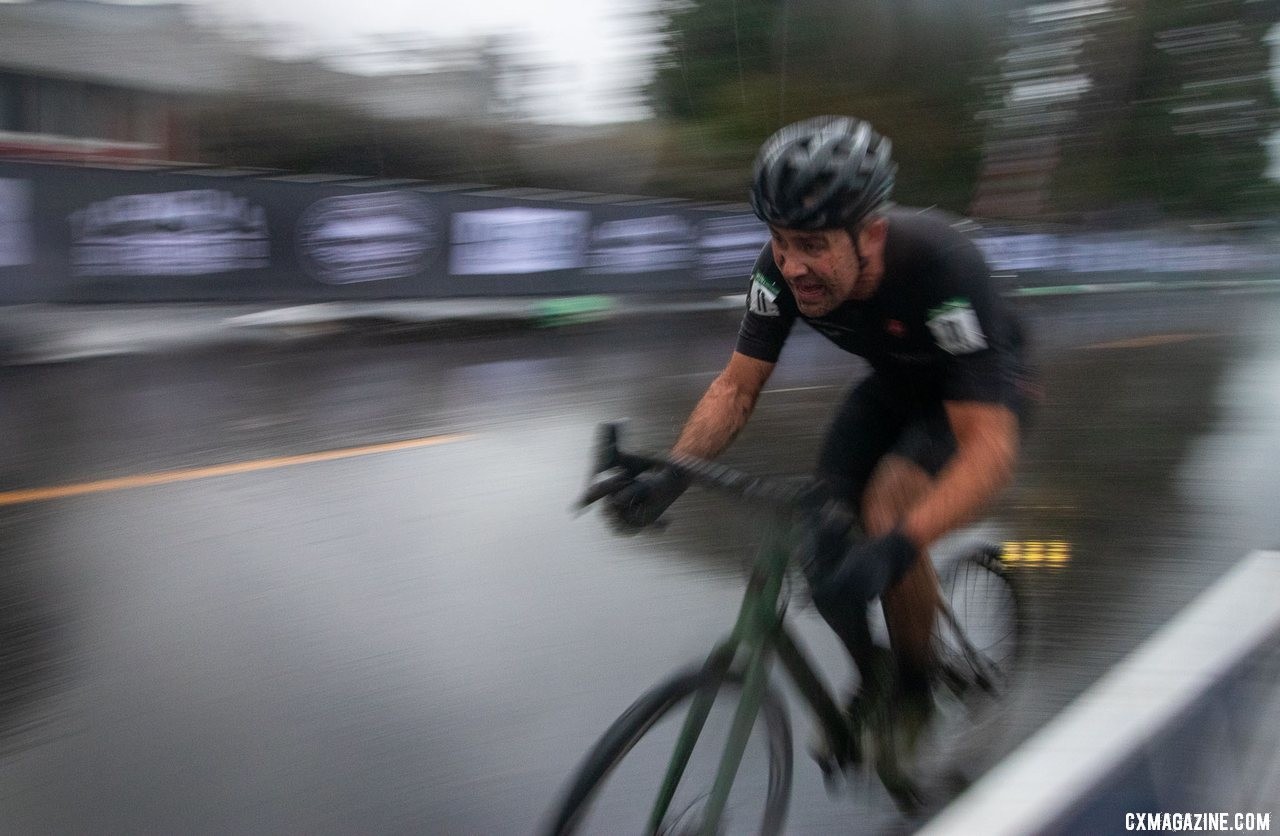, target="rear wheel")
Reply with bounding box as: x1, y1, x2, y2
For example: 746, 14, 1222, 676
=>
906, 546, 1026, 808
935, 546, 1024, 701
545, 666, 793, 835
